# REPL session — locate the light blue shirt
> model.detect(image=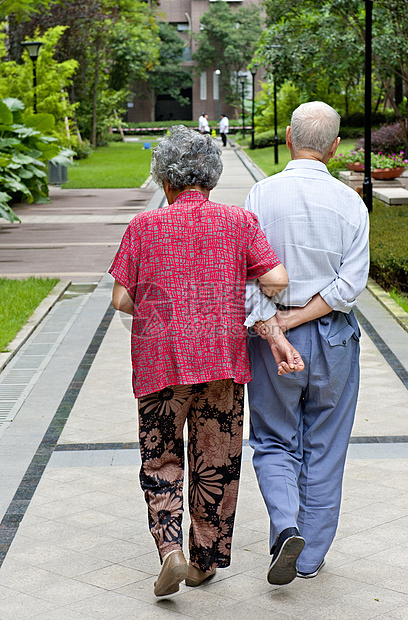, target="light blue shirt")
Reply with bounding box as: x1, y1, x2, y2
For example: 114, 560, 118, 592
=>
245, 159, 370, 326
